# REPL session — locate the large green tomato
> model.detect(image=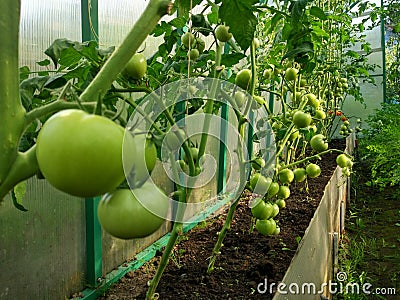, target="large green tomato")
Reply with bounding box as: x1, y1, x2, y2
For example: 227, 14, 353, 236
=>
256, 218, 277, 236
97, 182, 169, 239
36, 109, 135, 197
215, 24, 232, 42
123, 53, 147, 80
